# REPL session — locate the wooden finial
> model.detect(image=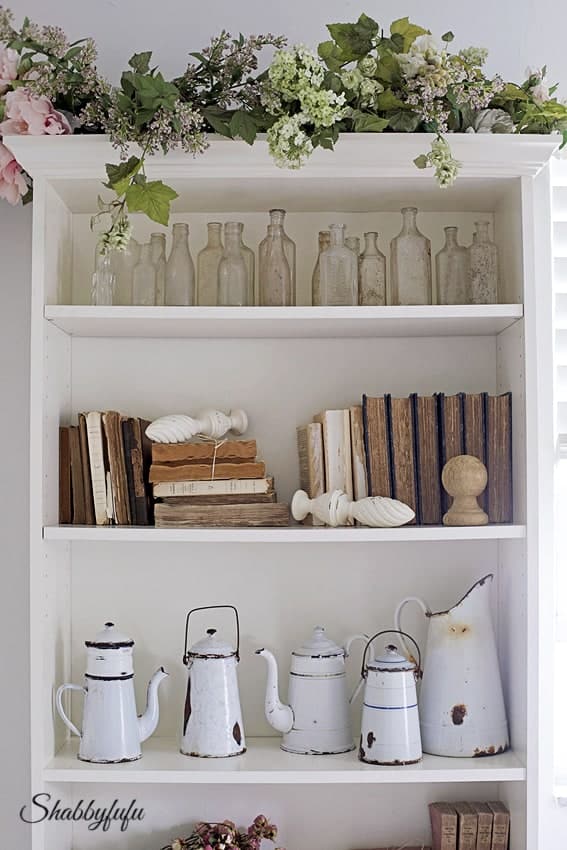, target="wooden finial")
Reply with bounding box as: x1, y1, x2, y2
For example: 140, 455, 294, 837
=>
442, 454, 489, 526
